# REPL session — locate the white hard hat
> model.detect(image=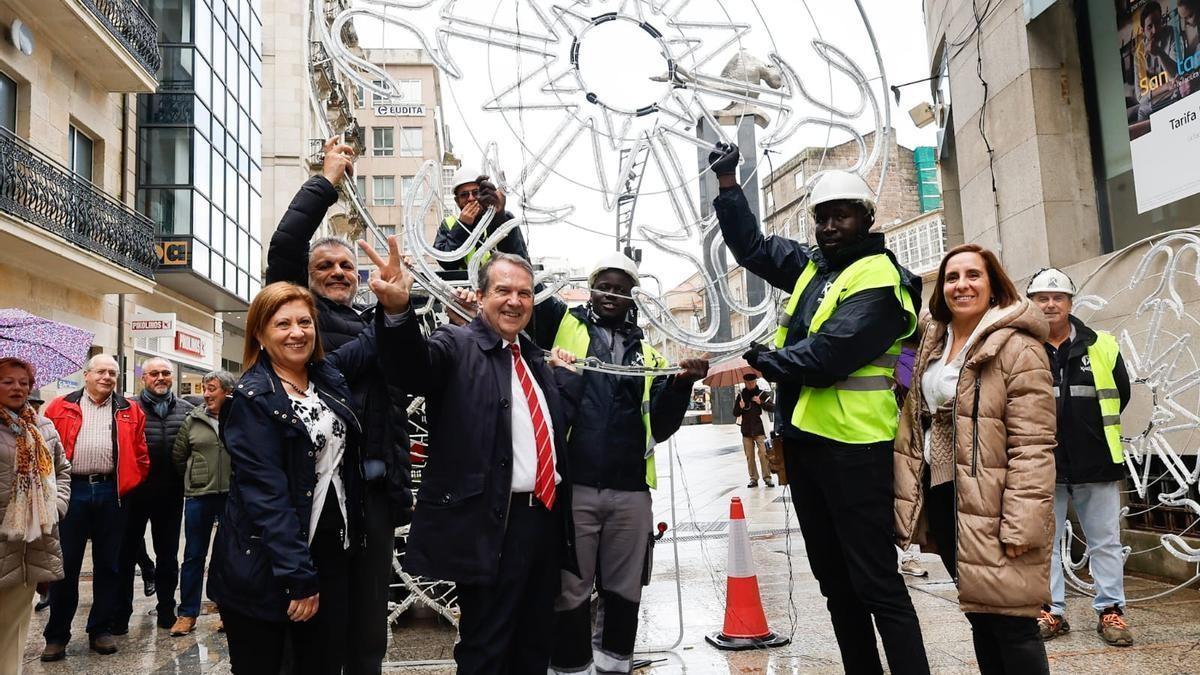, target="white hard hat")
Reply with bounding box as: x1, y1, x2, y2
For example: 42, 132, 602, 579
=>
807, 170, 877, 217
450, 166, 482, 193
1026, 267, 1076, 296
589, 252, 641, 288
